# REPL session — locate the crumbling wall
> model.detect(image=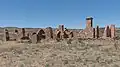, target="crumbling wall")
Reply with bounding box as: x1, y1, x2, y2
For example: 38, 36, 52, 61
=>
0, 17, 117, 43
